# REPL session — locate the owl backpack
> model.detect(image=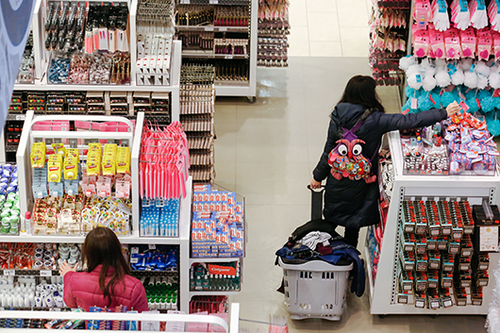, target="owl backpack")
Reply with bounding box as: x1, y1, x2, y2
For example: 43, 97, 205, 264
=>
328, 113, 378, 183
